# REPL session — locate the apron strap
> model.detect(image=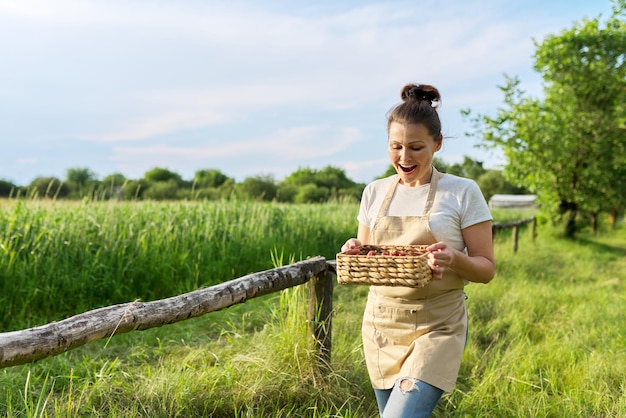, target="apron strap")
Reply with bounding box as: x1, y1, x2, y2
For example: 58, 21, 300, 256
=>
422, 166, 439, 216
